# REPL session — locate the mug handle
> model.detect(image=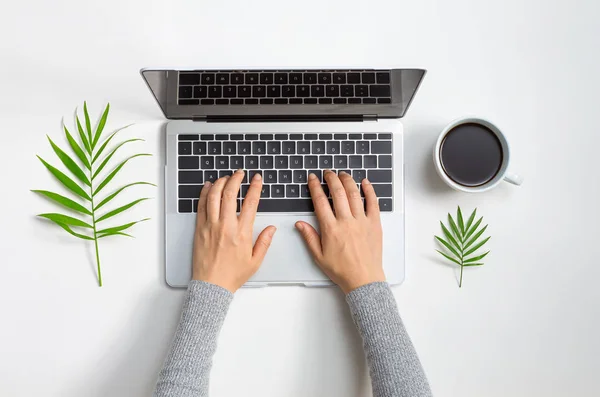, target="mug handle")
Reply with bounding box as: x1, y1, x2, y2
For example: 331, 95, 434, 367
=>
504, 171, 524, 186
